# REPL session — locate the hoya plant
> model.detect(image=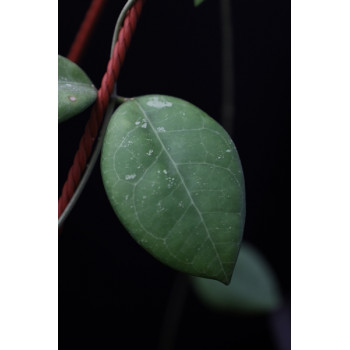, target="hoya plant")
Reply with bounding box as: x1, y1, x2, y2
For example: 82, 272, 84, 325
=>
59, 0, 285, 348
59, 0, 245, 285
